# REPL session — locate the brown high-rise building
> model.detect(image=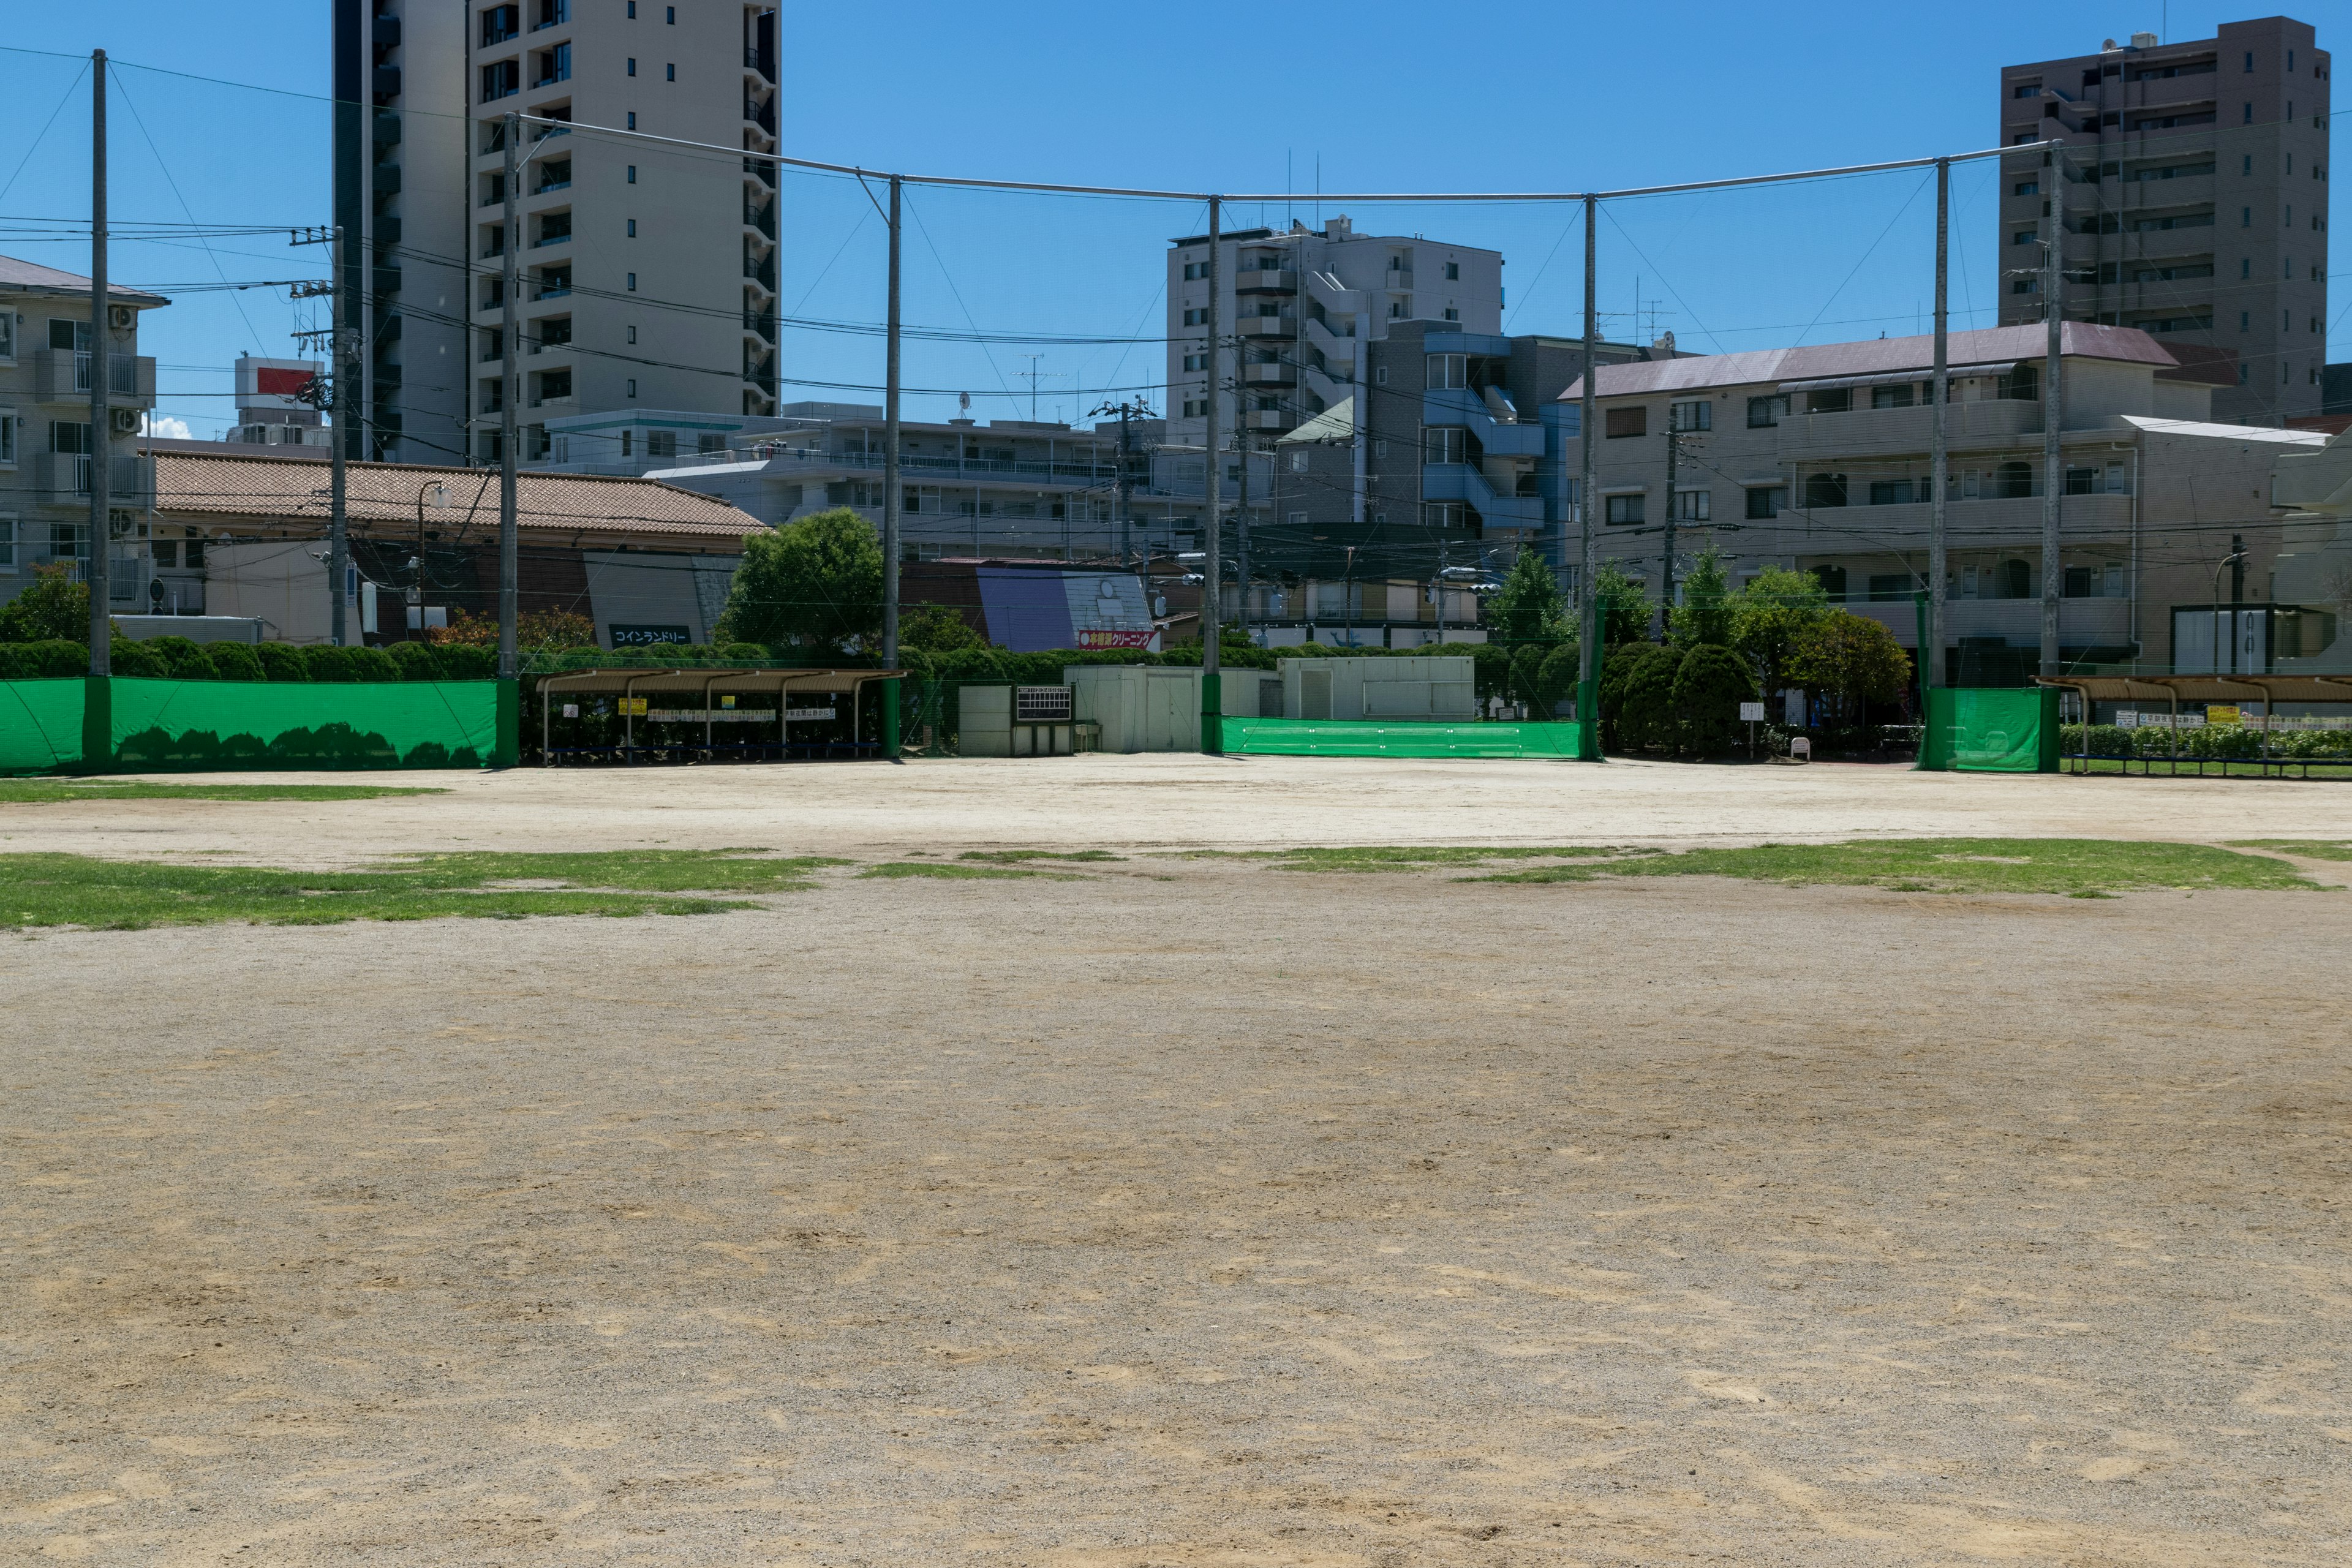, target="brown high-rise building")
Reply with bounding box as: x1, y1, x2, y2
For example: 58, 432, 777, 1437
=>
1997, 17, 2329, 426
